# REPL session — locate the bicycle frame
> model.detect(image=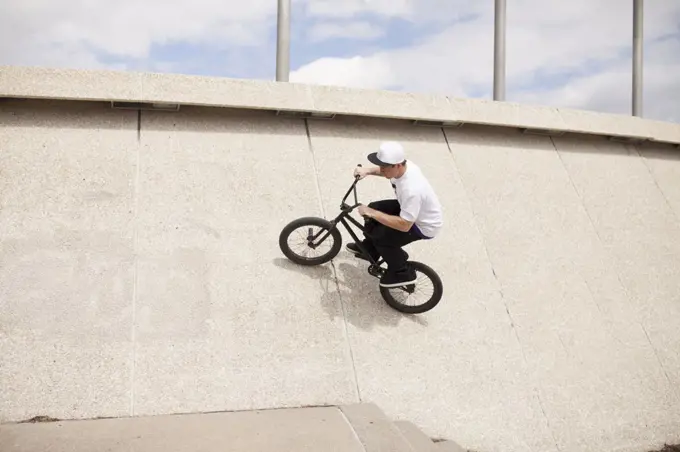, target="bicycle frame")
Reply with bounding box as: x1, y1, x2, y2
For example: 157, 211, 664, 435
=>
307, 174, 383, 267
